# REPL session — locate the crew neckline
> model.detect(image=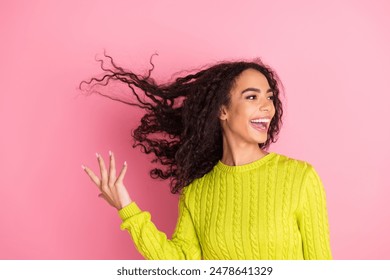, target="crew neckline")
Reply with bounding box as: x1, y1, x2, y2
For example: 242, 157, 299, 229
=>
215, 152, 277, 173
